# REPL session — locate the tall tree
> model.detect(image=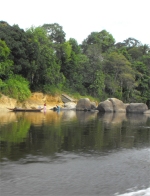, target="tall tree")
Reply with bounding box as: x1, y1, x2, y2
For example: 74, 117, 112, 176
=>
0, 21, 30, 75
0, 40, 13, 80
42, 23, 67, 70
82, 44, 104, 96
103, 52, 136, 101
61, 38, 88, 94
81, 30, 115, 53
26, 26, 64, 91
123, 37, 141, 47
42, 23, 66, 43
